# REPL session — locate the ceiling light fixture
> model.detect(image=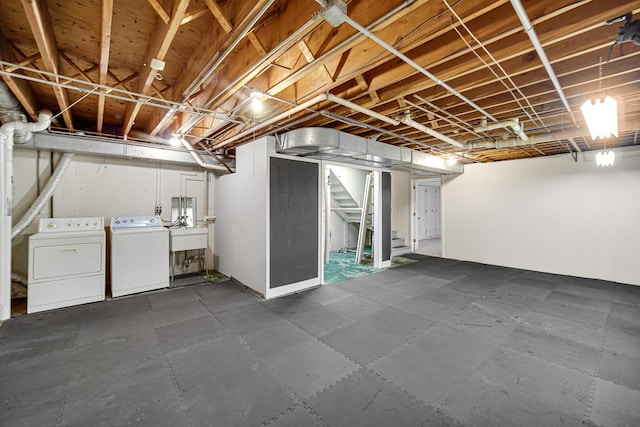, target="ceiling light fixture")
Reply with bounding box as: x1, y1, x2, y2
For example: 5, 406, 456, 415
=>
581, 96, 618, 140
169, 135, 183, 147
581, 56, 618, 140
595, 150, 615, 167
250, 91, 264, 113
581, 56, 617, 166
